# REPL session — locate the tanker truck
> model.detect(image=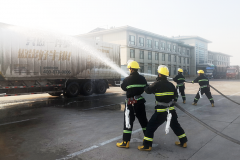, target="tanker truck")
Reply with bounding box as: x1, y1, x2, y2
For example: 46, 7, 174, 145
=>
0, 23, 121, 97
